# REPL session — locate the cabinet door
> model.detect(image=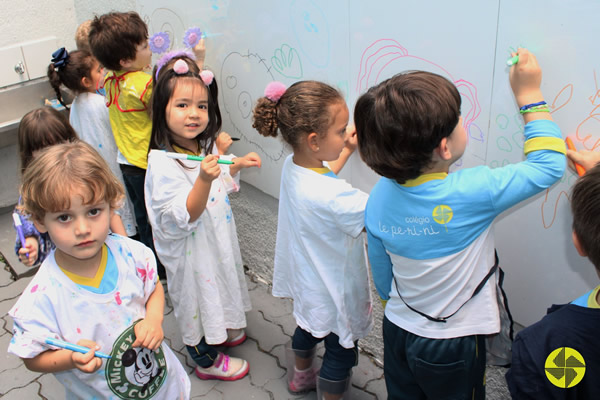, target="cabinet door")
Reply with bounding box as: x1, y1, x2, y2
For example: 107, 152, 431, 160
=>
0, 46, 29, 88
